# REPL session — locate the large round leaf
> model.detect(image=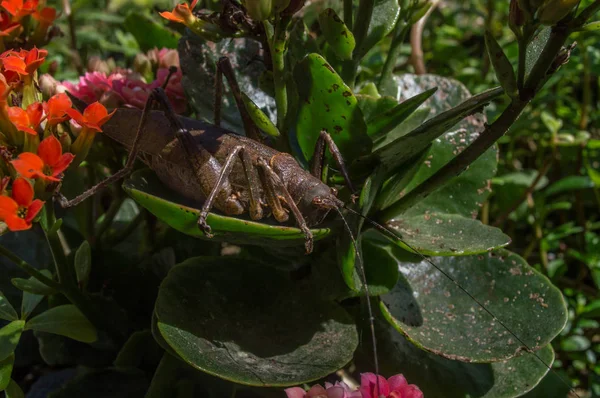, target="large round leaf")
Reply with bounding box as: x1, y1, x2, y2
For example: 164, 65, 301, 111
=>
369, 318, 556, 398
154, 257, 358, 386
380, 250, 567, 363
123, 169, 331, 247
